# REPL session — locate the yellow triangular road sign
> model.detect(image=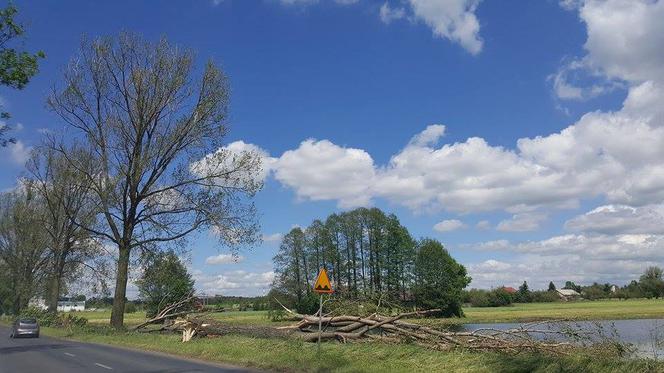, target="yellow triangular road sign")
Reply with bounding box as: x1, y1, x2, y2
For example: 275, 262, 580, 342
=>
313, 268, 333, 294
